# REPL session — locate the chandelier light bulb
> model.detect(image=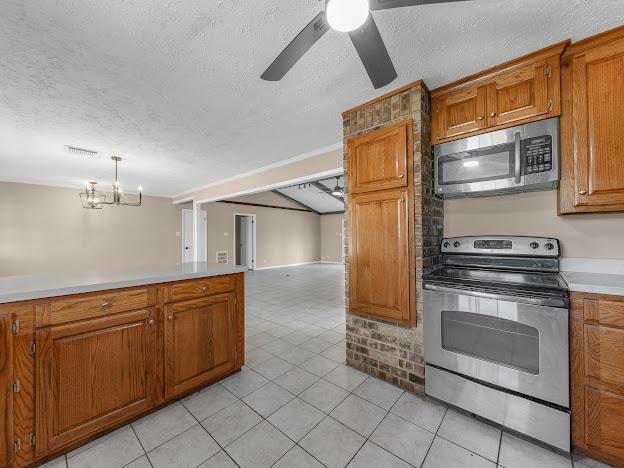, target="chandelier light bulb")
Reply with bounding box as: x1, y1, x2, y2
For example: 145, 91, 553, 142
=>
138, 185, 143, 192
326, 0, 369, 32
